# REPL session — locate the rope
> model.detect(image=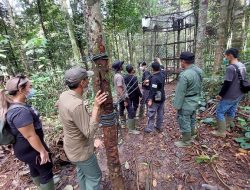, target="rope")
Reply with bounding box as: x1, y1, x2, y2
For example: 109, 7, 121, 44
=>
99, 112, 117, 127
